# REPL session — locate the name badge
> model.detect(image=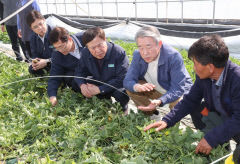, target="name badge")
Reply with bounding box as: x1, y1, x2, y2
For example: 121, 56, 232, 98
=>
108, 64, 114, 68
